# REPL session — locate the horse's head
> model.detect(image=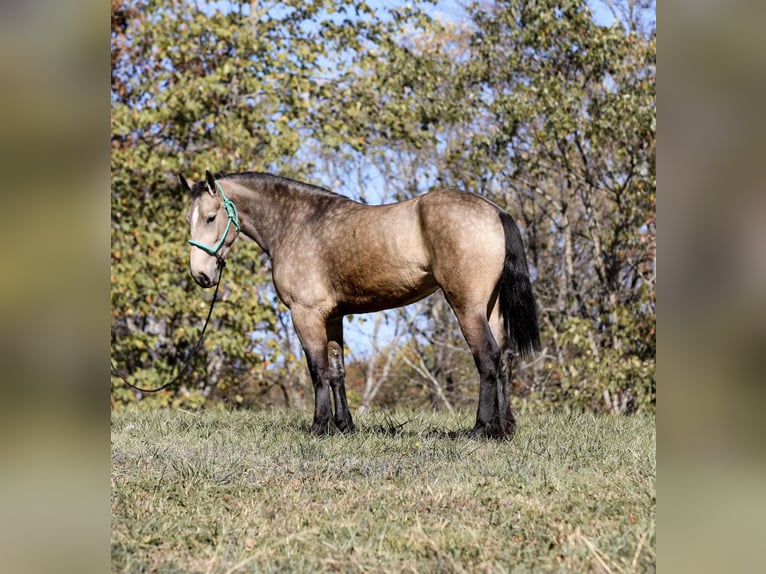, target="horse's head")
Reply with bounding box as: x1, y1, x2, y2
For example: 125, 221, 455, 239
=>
180, 170, 241, 288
